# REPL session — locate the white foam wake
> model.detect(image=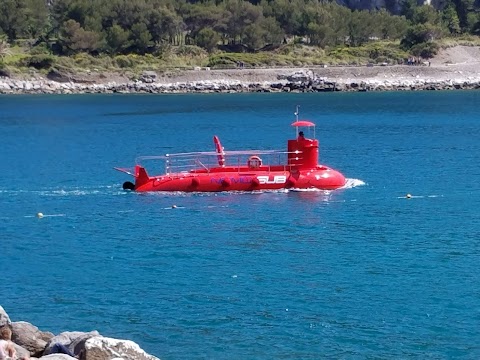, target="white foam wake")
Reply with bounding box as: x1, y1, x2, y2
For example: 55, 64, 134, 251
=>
342, 178, 366, 189
0, 184, 123, 197
396, 194, 443, 199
